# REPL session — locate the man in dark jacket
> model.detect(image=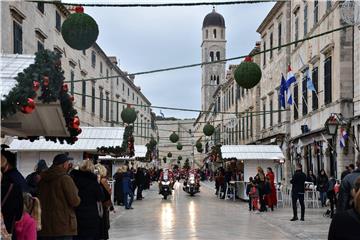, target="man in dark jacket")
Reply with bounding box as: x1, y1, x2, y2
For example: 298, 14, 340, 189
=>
38, 154, 81, 239
135, 167, 145, 200
338, 157, 360, 212
290, 163, 306, 221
